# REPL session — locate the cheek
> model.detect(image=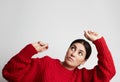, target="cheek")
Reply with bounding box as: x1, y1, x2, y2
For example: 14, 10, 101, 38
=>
76, 57, 85, 64
66, 50, 72, 56
65, 51, 70, 59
